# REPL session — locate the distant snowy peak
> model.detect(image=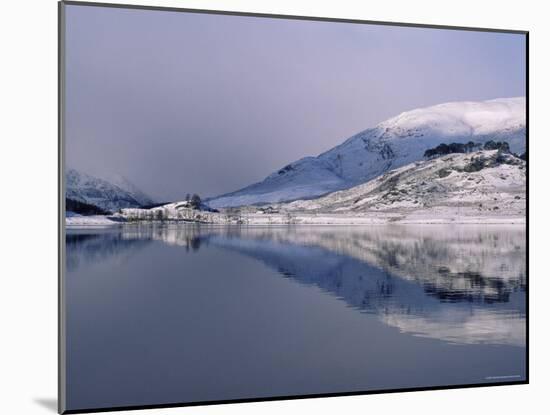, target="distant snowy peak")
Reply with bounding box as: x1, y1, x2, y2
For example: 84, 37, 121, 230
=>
208, 97, 525, 208
66, 168, 155, 213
